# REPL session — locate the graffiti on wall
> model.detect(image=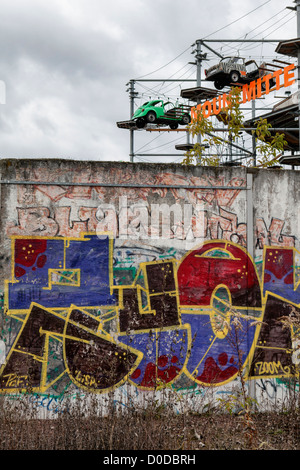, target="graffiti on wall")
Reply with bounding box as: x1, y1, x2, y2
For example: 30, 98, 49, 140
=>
7, 173, 247, 243
7, 170, 295, 251
1, 167, 298, 397
1, 233, 299, 395
6, 207, 294, 251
